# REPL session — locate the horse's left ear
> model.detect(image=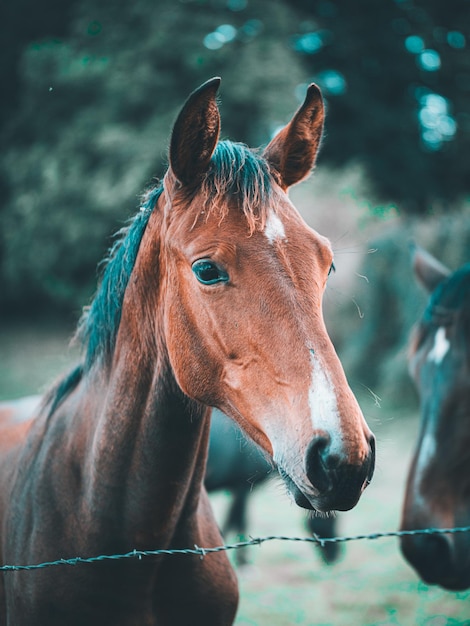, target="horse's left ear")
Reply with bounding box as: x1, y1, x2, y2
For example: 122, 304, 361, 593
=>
411, 243, 450, 293
170, 77, 221, 186
264, 83, 324, 189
